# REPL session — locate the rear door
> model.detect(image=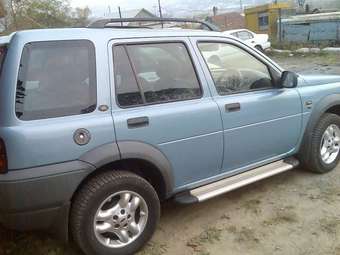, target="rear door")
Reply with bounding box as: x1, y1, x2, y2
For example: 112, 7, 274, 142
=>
110, 38, 223, 189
